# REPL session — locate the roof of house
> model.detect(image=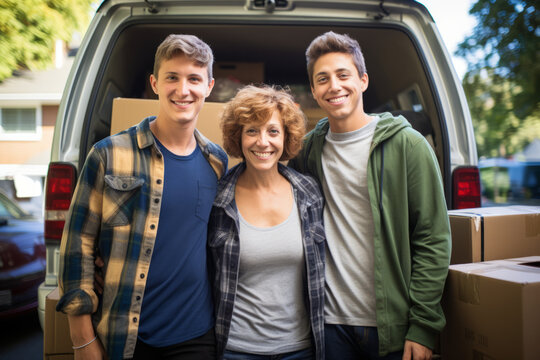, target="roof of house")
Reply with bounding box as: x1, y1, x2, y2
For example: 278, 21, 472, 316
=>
0, 57, 74, 103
